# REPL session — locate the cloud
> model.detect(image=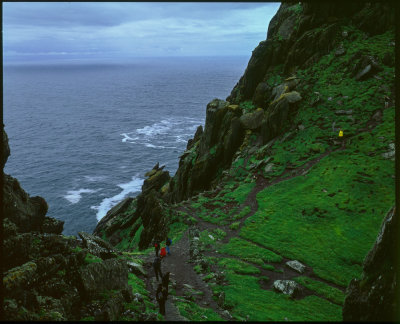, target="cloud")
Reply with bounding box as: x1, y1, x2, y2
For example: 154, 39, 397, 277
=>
3, 2, 281, 61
